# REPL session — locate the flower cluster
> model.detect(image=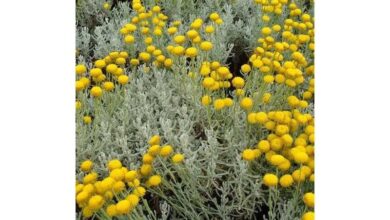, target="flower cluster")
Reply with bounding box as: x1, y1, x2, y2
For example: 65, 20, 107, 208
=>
76, 135, 184, 218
